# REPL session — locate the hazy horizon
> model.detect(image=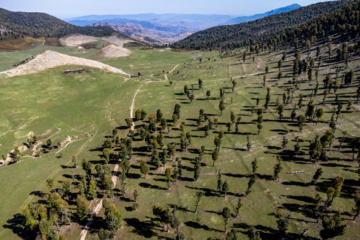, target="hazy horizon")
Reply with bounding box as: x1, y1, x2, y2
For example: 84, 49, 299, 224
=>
1, 0, 336, 19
